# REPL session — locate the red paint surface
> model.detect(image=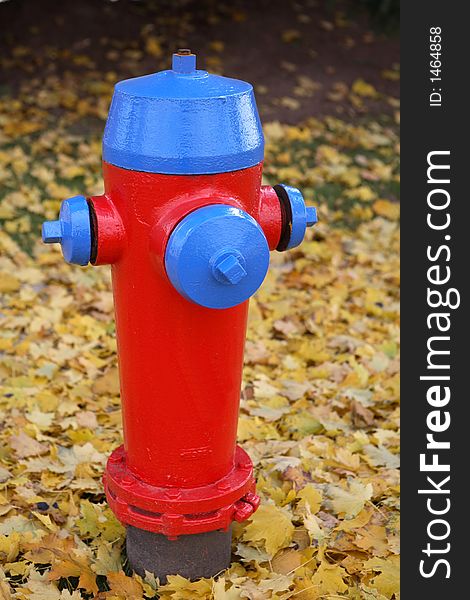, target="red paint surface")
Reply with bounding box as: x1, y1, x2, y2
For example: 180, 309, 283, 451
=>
104, 445, 259, 537
91, 195, 125, 265
259, 184, 282, 250
93, 162, 281, 535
